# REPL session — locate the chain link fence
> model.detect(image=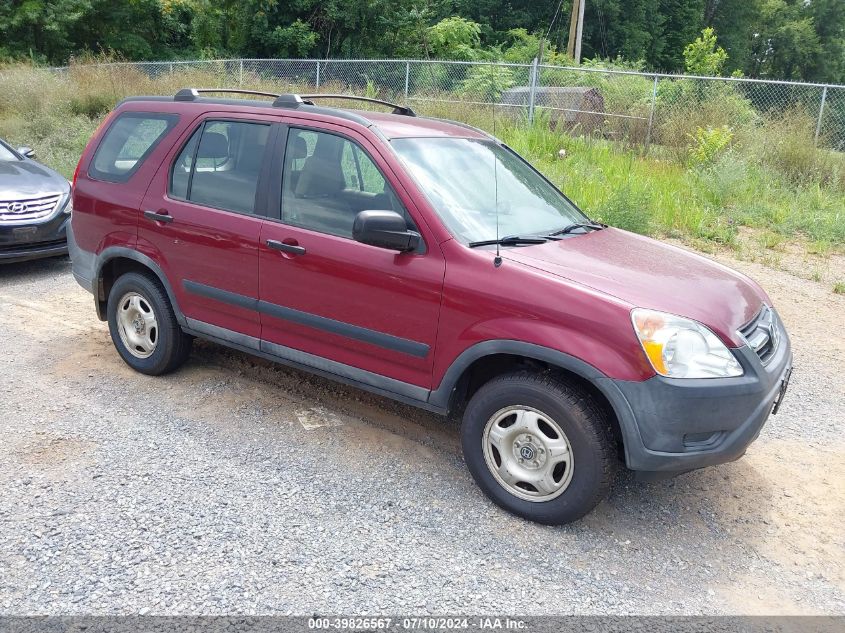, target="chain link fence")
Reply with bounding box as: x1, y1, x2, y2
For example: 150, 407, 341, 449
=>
51, 58, 845, 151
